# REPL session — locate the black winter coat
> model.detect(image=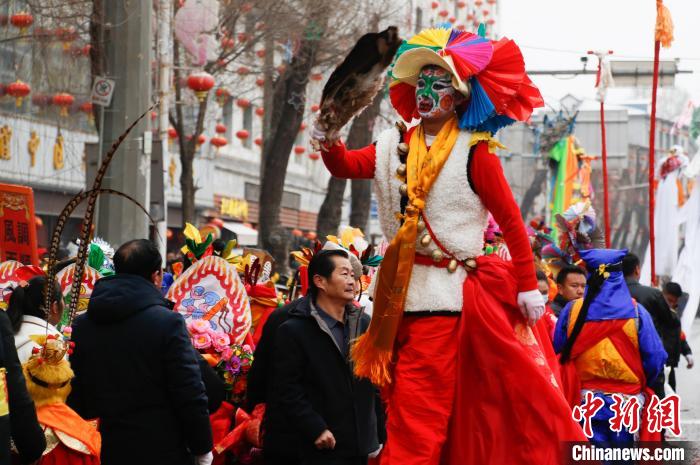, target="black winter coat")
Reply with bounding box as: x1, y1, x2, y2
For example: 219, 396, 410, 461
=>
0, 311, 45, 464
67, 274, 213, 465
269, 296, 381, 461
